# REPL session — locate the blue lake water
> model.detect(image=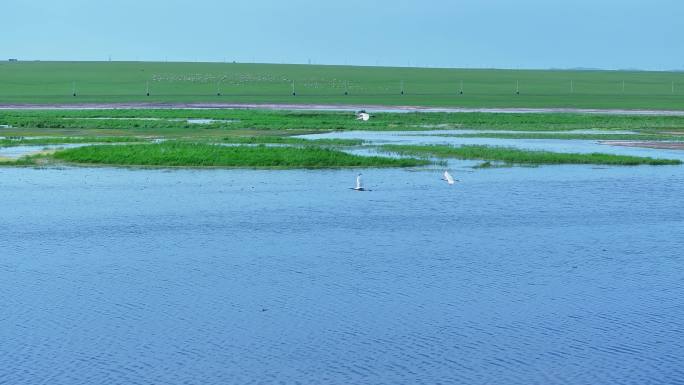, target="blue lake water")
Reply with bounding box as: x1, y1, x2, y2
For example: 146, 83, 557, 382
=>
302, 130, 684, 161
1, 136, 684, 384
